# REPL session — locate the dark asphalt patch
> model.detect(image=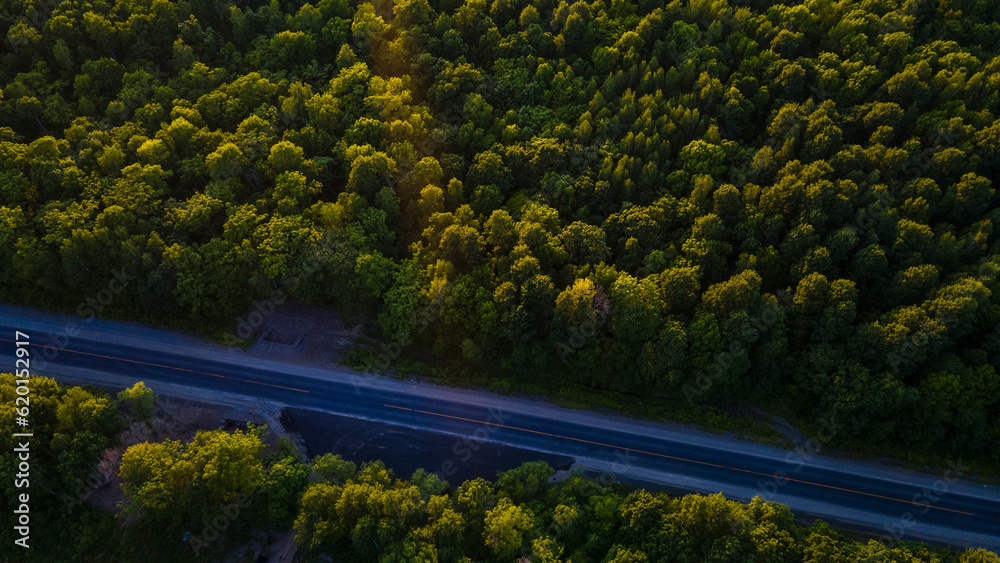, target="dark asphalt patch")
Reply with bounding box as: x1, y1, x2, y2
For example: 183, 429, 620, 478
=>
286, 407, 574, 485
